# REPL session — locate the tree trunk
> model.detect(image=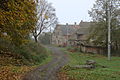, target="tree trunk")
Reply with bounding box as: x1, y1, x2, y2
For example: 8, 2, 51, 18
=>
34, 36, 38, 43
116, 41, 118, 50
